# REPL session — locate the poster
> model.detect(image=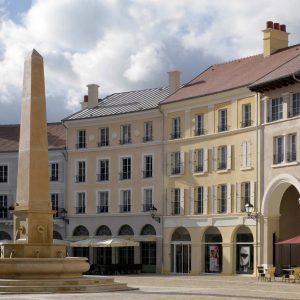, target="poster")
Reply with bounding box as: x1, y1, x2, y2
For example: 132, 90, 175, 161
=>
239, 246, 250, 273
209, 245, 219, 272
